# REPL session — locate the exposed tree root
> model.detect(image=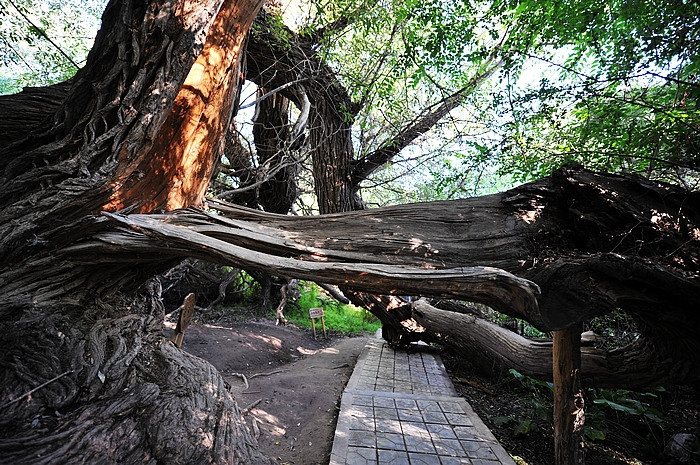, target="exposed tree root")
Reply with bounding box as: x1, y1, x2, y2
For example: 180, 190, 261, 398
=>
0, 282, 271, 464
